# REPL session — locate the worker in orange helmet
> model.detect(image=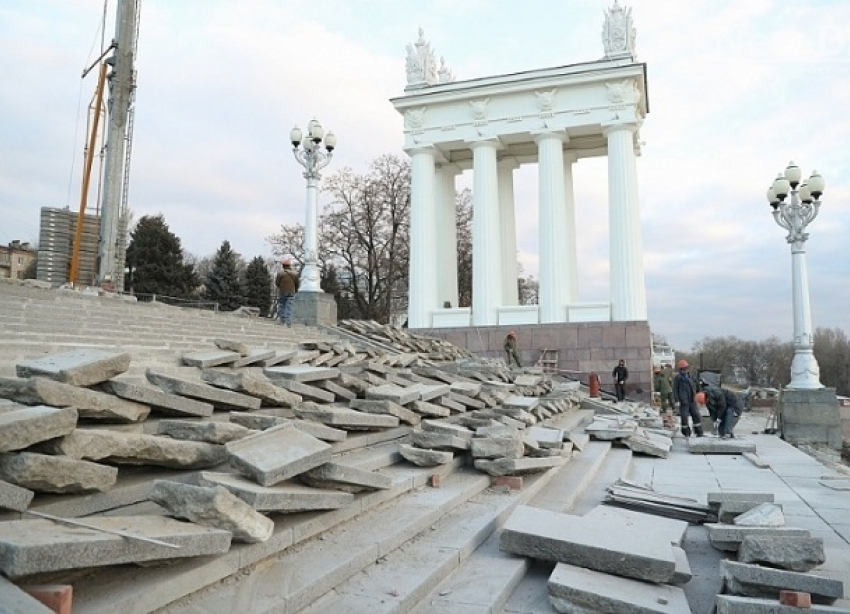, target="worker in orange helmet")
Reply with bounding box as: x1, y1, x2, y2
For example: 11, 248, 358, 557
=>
504, 331, 521, 367
673, 359, 703, 438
